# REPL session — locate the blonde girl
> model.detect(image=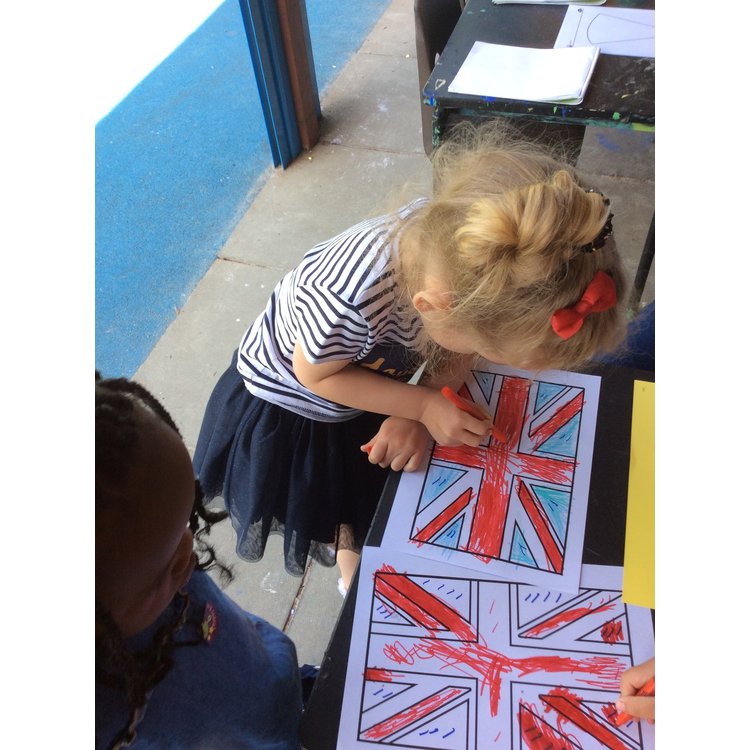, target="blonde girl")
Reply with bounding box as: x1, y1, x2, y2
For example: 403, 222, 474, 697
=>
193, 121, 628, 592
